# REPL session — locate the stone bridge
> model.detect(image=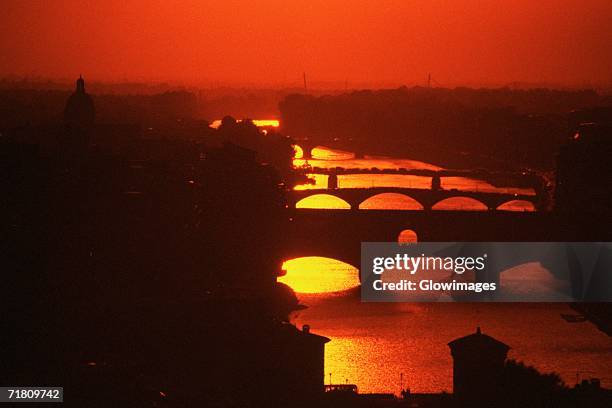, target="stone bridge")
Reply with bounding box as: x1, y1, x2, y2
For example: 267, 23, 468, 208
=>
288, 187, 540, 211
294, 141, 365, 159
281, 209, 612, 296
282, 209, 557, 269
